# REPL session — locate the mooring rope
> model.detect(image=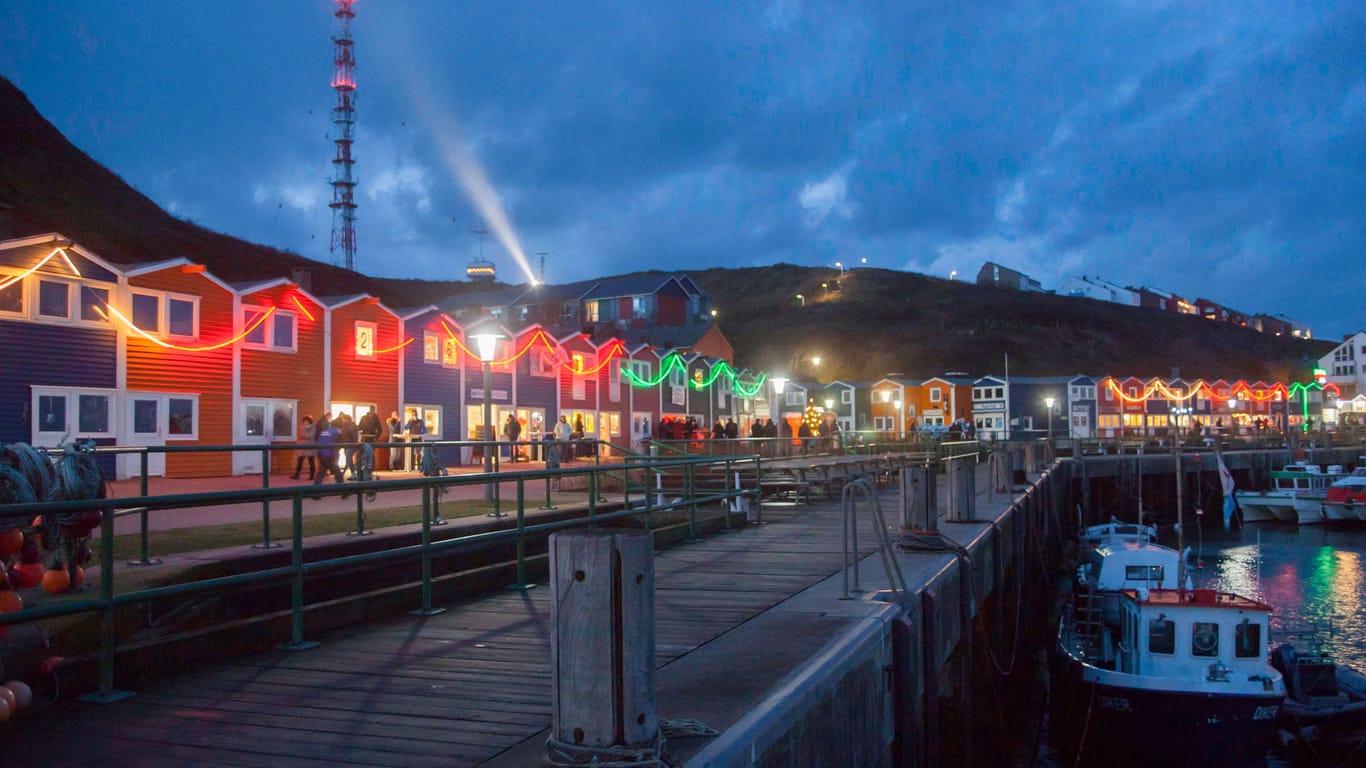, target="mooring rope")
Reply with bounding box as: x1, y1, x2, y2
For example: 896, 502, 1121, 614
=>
544, 718, 715, 767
